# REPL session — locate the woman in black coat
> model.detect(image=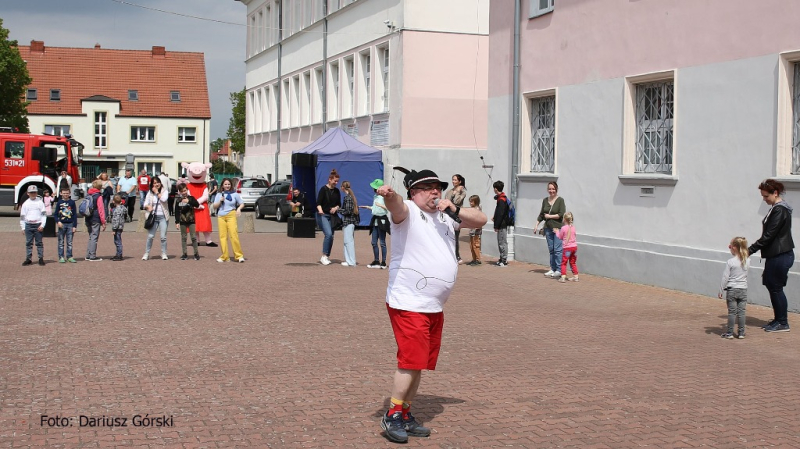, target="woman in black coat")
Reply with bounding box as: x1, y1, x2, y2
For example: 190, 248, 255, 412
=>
748, 179, 795, 332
